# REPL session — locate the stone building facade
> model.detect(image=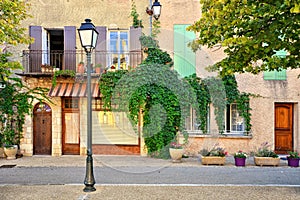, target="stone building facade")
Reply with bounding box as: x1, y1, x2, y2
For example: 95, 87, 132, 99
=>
11, 0, 300, 156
